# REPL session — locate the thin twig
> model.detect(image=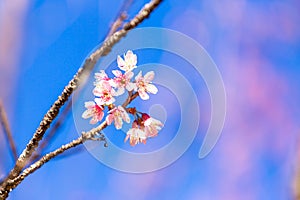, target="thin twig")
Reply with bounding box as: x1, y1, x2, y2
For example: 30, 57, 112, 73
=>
50, 145, 86, 160
7, 127, 103, 192
5, 91, 139, 193
294, 167, 300, 200
0, 100, 17, 162
29, 99, 73, 163
293, 137, 300, 200
122, 92, 139, 107
106, 13, 128, 39
105, 0, 133, 39
0, 1, 163, 198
